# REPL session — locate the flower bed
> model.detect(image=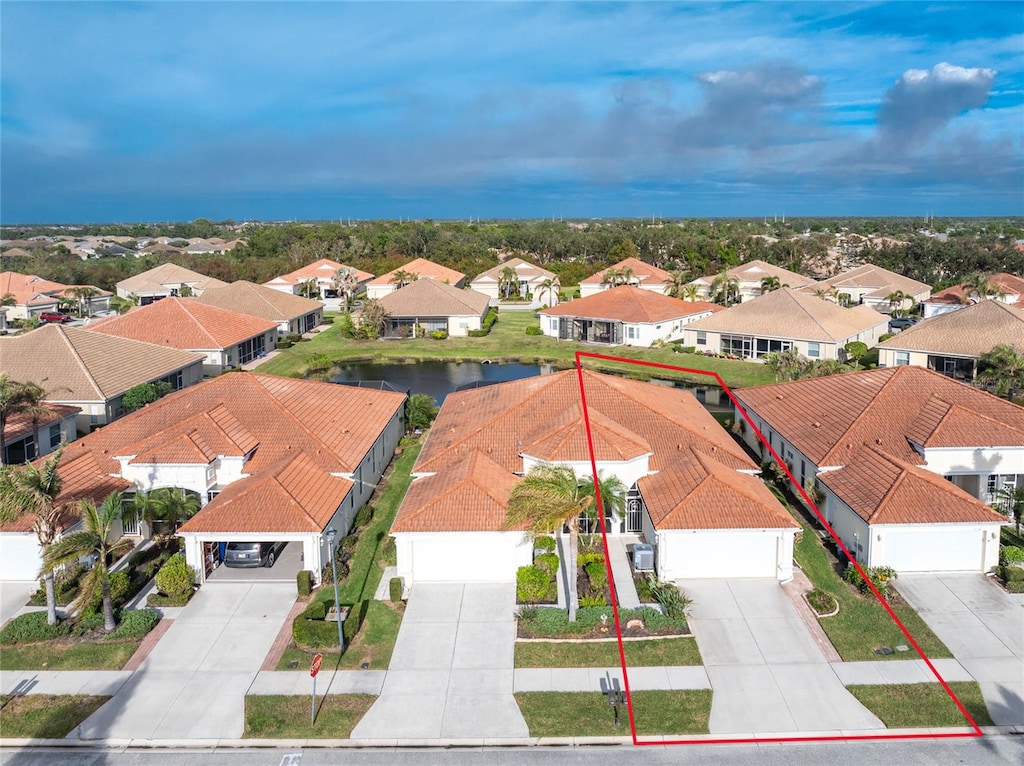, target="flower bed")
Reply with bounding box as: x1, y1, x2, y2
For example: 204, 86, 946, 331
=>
516, 606, 689, 640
